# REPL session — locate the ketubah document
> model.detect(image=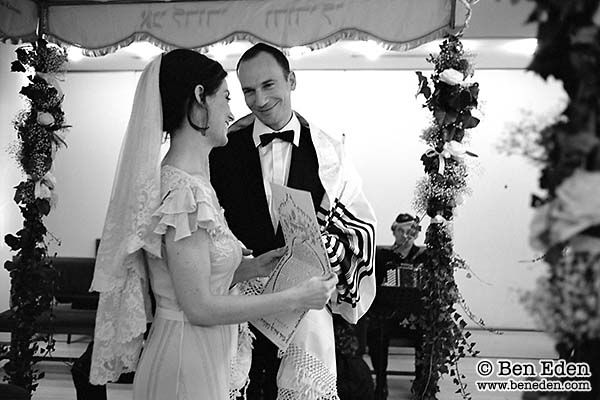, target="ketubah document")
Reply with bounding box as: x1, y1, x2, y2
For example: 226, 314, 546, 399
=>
251, 183, 332, 350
